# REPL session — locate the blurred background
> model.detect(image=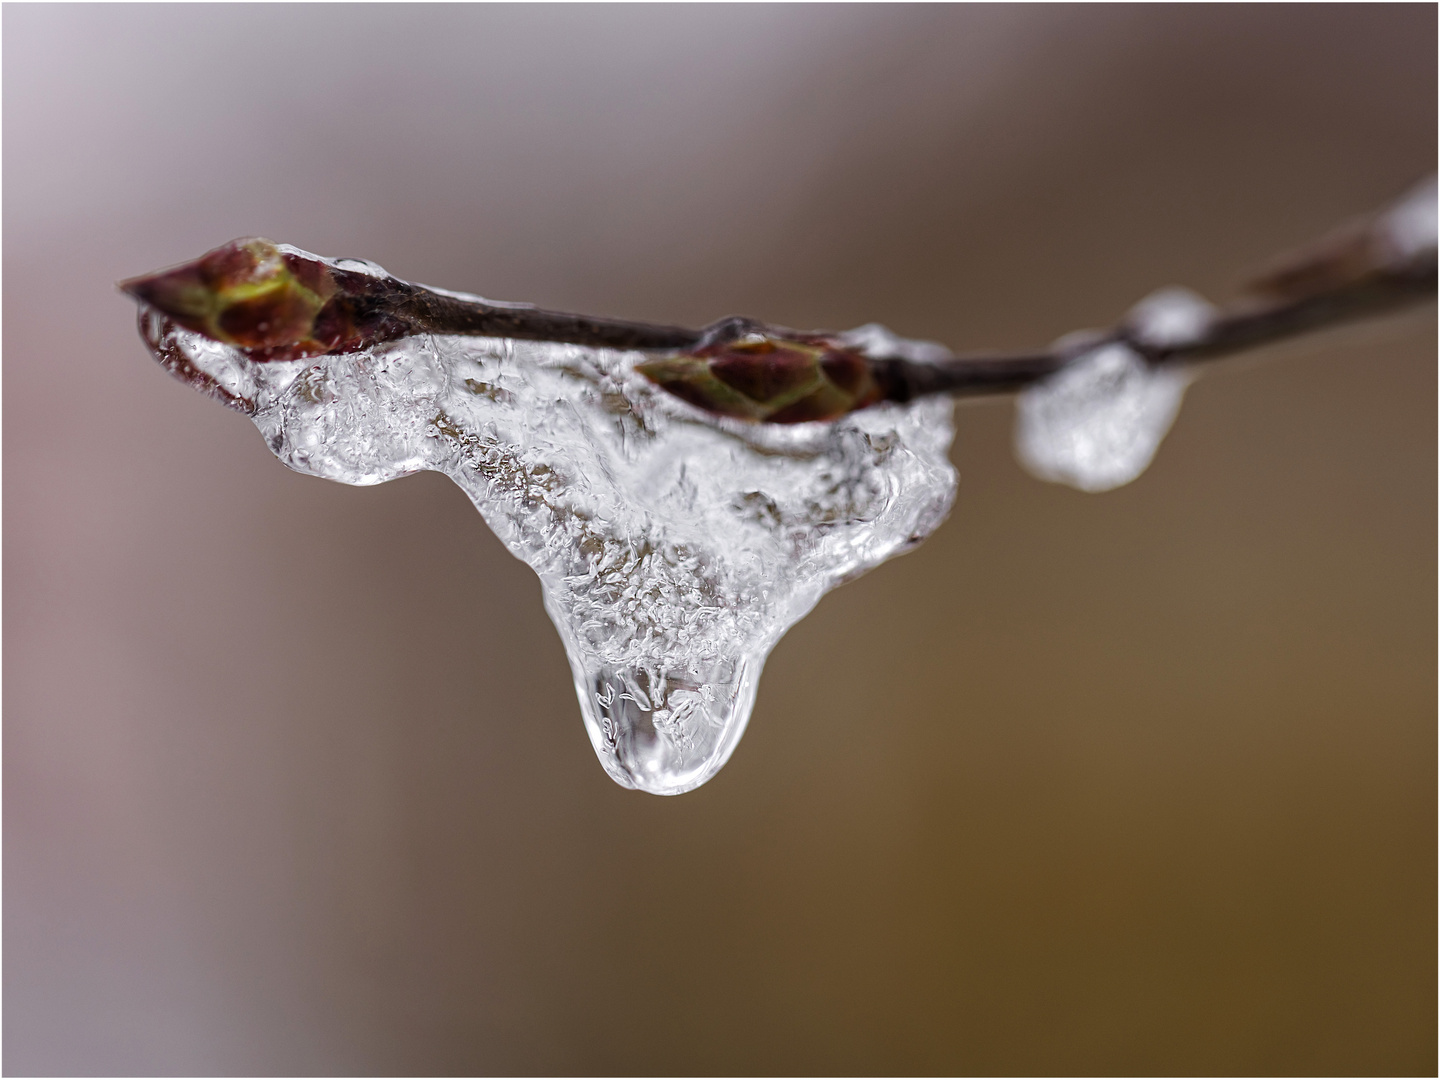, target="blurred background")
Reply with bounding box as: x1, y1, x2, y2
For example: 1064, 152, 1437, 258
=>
4, 4, 1435, 1075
